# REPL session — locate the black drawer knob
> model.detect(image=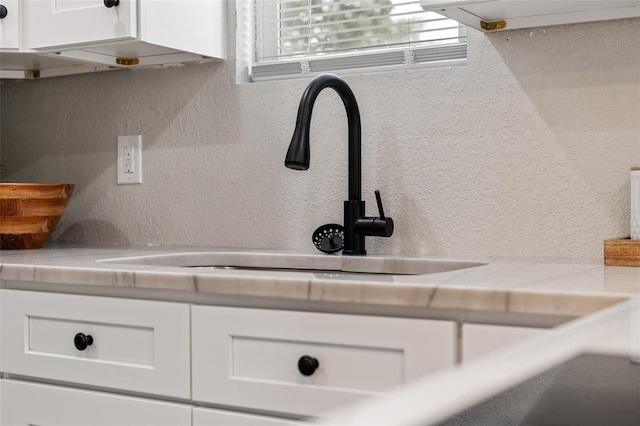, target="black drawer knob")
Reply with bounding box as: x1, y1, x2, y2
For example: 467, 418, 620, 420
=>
74, 333, 94, 351
297, 355, 319, 376
0, 5, 8, 19
104, 0, 119, 8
